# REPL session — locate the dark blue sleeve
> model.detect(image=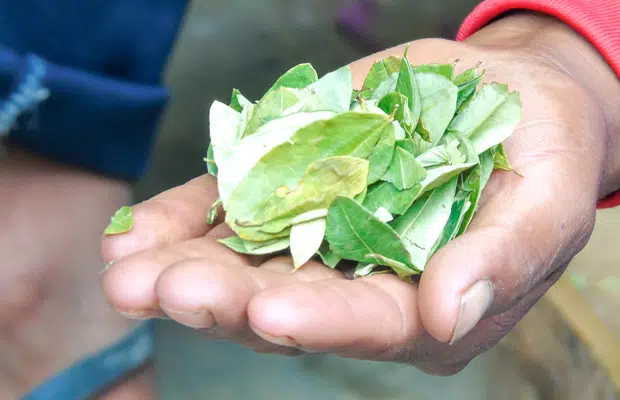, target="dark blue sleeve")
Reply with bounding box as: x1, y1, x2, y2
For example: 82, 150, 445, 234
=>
0, 0, 189, 180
